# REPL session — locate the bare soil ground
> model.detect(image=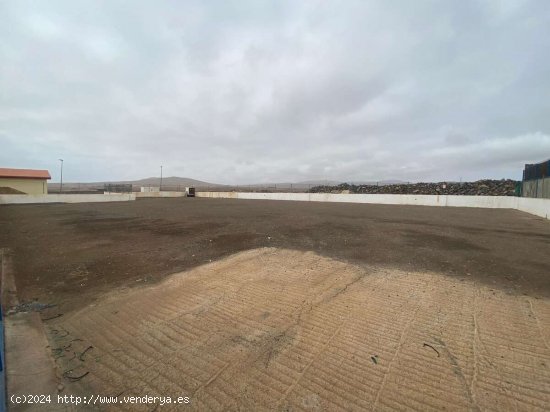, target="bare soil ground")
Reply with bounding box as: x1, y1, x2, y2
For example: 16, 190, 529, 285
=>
1, 198, 550, 410
1, 198, 549, 315
50, 248, 550, 411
